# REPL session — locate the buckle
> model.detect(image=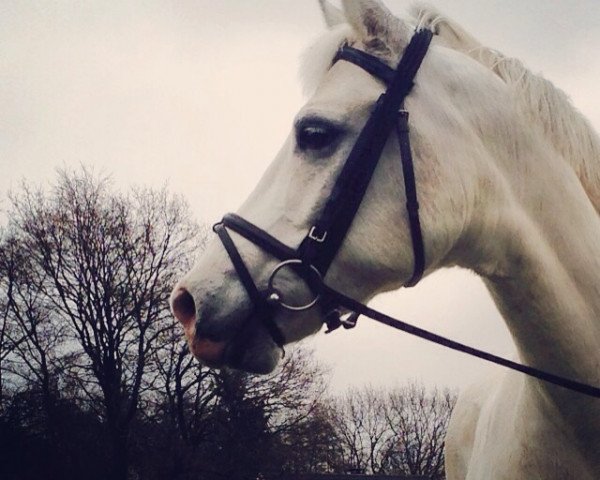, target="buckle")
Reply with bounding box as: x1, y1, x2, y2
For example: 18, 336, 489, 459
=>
324, 309, 359, 334
341, 312, 359, 329
308, 226, 327, 243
